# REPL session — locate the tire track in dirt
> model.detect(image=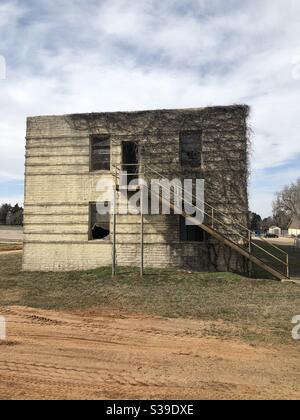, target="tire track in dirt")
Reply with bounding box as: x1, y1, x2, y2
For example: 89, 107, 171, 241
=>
0, 359, 169, 390
1, 306, 300, 400
1, 306, 196, 349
